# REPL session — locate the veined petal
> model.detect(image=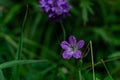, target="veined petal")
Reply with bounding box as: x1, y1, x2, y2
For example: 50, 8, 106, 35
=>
69, 35, 76, 45
73, 50, 82, 59
60, 41, 70, 50
77, 40, 85, 49
62, 51, 72, 59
